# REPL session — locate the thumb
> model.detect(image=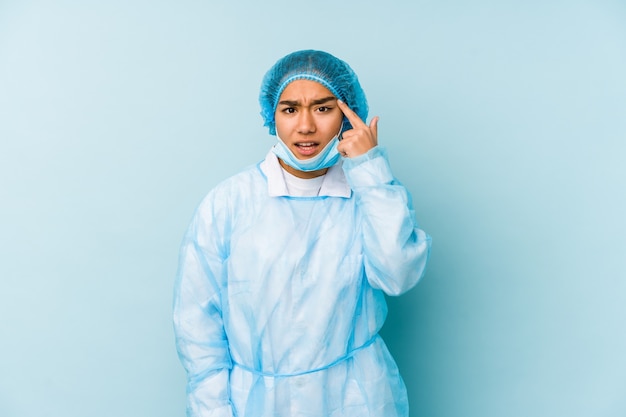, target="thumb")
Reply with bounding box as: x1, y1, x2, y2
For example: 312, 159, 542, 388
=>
369, 116, 379, 143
